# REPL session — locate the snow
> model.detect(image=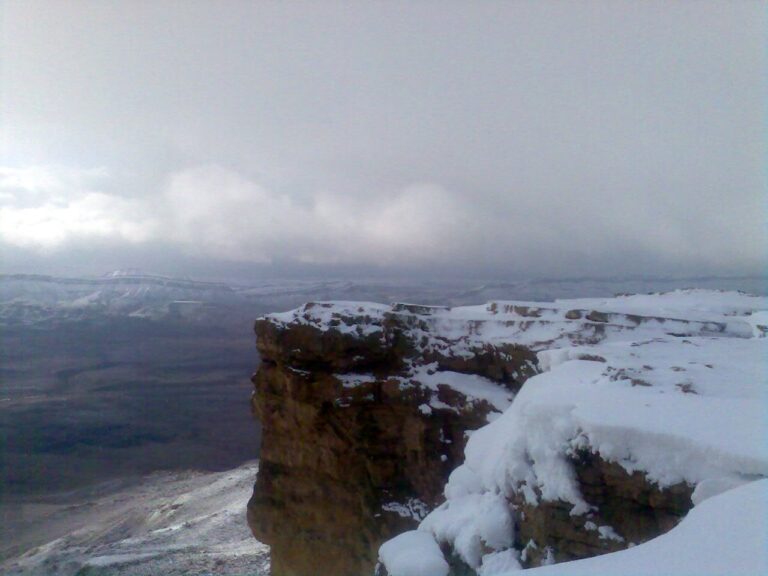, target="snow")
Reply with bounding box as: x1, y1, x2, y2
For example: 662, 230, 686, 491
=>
337, 372, 378, 387
268, 301, 389, 337
419, 492, 514, 569
745, 310, 768, 337
428, 338, 767, 549
552, 289, 768, 322
478, 550, 522, 575
520, 479, 768, 576
378, 531, 449, 576
410, 364, 516, 414
690, 476, 750, 506
378, 290, 768, 575
382, 498, 430, 521
596, 525, 624, 542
